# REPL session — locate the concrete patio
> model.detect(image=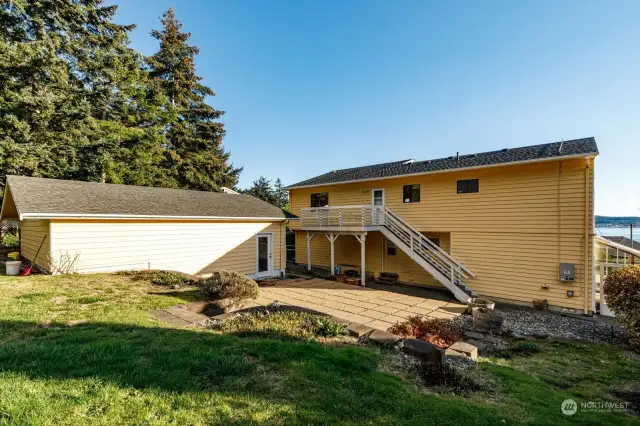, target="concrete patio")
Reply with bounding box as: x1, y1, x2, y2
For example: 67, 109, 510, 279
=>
255, 278, 467, 331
